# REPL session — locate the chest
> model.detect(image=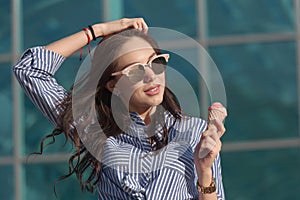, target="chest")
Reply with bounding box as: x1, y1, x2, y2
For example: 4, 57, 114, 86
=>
101, 136, 196, 177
